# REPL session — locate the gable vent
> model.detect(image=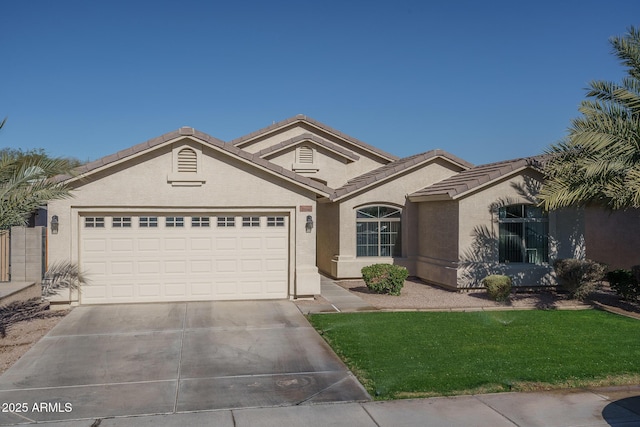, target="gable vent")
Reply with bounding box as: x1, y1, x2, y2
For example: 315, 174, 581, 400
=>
298, 146, 314, 164
177, 148, 197, 173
